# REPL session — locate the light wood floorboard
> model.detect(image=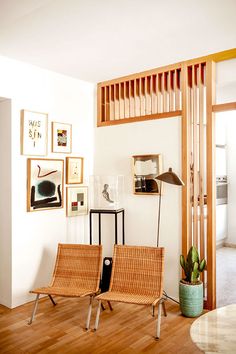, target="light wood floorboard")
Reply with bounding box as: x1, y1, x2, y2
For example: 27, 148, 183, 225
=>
0, 297, 203, 353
